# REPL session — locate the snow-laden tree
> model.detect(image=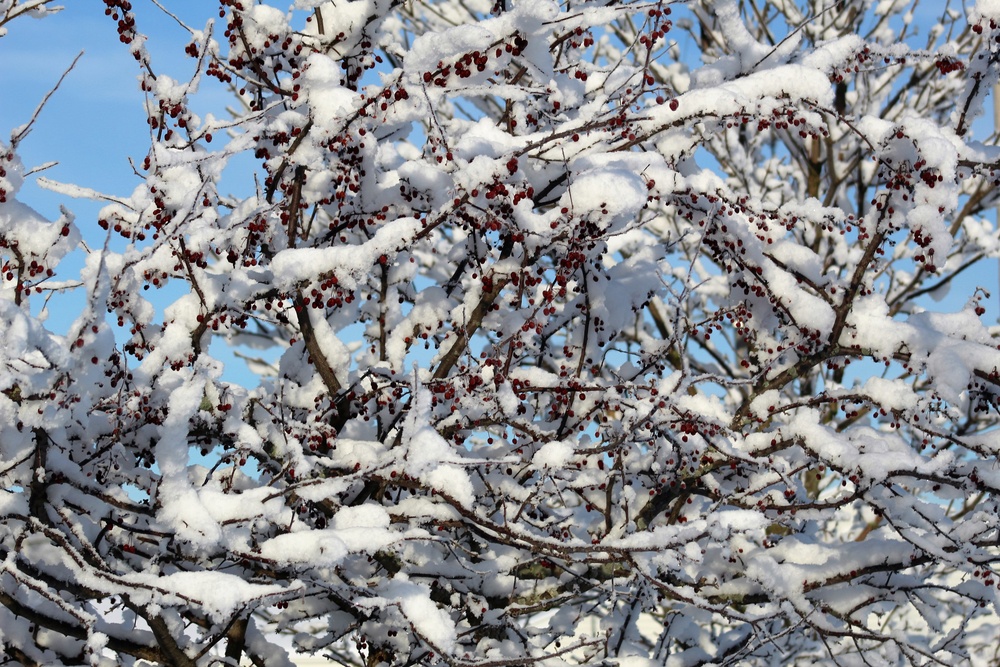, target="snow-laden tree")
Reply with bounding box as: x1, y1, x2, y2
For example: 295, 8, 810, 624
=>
5, 0, 1000, 664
